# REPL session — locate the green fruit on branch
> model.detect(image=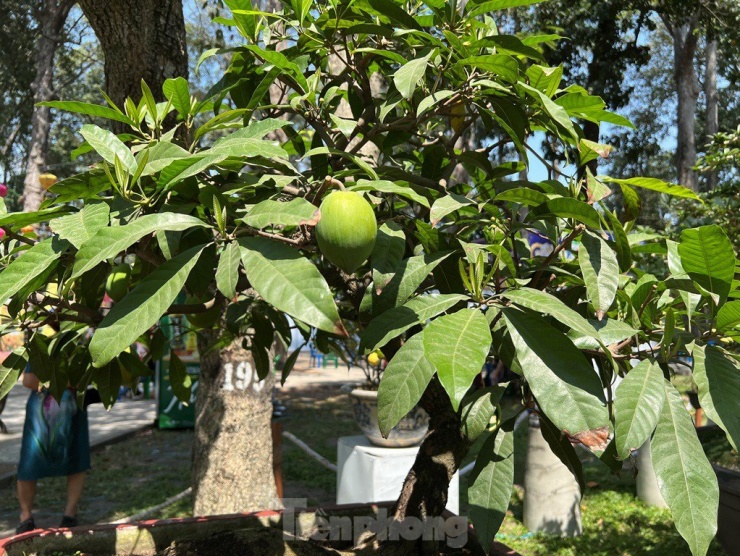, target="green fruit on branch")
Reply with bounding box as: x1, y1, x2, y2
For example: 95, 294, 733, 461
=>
185, 295, 220, 328
316, 190, 377, 273
105, 263, 132, 302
